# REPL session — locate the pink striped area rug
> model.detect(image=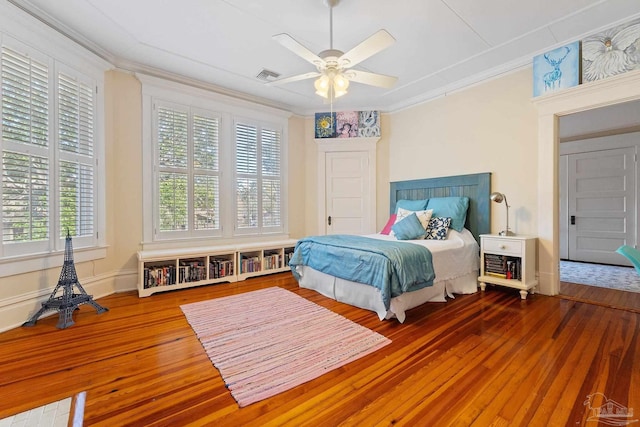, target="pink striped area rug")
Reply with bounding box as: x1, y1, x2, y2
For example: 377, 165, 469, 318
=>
180, 287, 391, 407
